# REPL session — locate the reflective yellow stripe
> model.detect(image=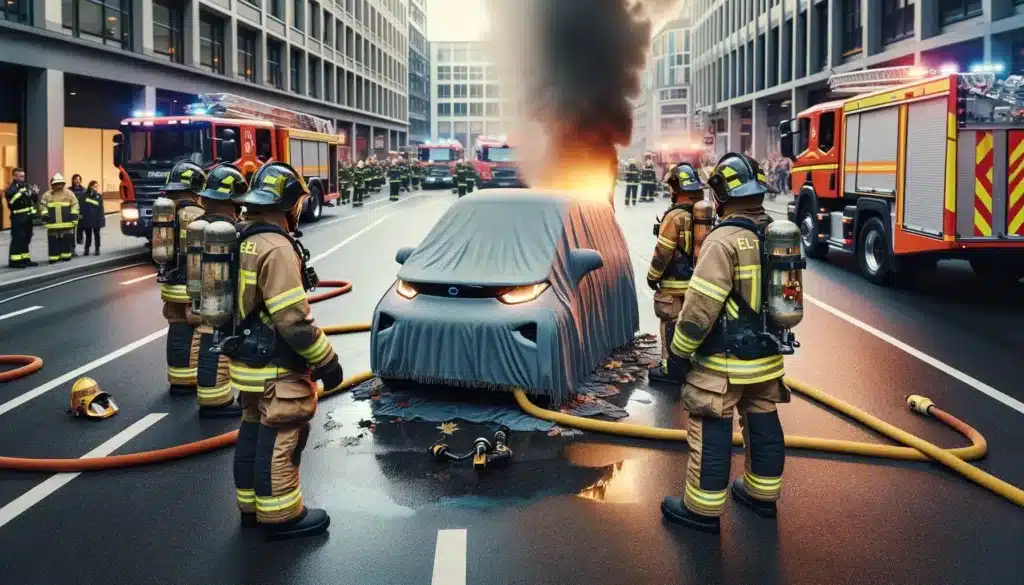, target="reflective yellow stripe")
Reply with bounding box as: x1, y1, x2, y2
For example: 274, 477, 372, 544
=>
47, 202, 71, 207
661, 279, 689, 291
671, 330, 702, 355
657, 235, 676, 249
744, 472, 782, 489
256, 487, 302, 512
727, 178, 742, 188
236, 488, 256, 504
647, 266, 664, 279
229, 361, 286, 393
12, 207, 32, 214
734, 264, 762, 310
46, 222, 76, 230
694, 354, 785, 384
238, 270, 258, 319
85, 198, 101, 206
9, 192, 22, 204
685, 483, 727, 506
689, 276, 729, 303
720, 167, 737, 178
298, 331, 332, 365
265, 286, 306, 315
725, 298, 740, 318
160, 284, 190, 303
197, 384, 232, 400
